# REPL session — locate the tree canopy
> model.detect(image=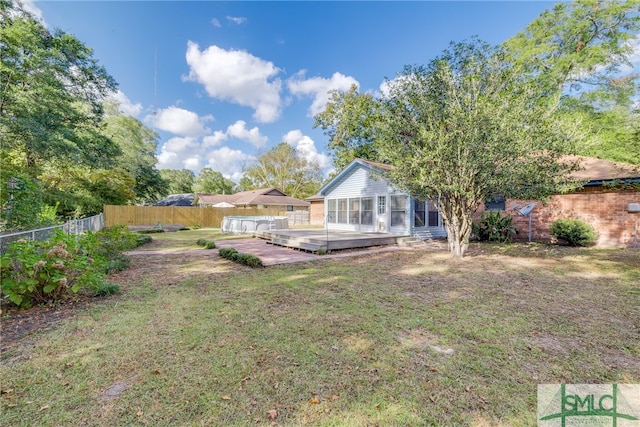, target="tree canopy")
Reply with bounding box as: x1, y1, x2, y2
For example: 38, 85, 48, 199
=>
240, 142, 322, 199
193, 168, 236, 194
1, 0, 167, 230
